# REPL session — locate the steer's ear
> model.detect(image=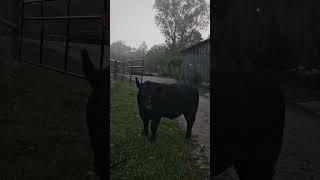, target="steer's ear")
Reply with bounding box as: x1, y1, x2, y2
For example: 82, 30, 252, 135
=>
81, 48, 97, 87
135, 77, 140, 88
